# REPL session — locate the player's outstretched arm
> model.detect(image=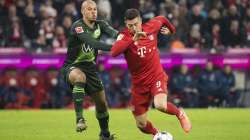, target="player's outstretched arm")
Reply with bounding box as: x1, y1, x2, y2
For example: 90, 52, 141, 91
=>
154, 16, 176, 34
75, 31, 112, 51
98, 20, 119, 38
111, 34, 133, 57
